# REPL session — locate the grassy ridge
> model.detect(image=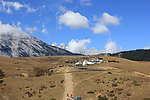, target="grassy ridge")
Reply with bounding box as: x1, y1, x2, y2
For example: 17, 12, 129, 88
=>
110, 49, 150, 61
